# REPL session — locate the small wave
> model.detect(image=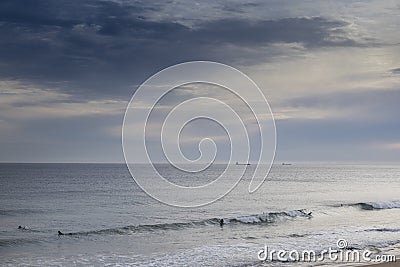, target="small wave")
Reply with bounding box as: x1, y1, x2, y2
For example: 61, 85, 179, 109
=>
0, 208, 43, 216
287, 233, 306, 238
351, 201, 400, 210
0, 238, 40, 247
61, 210, 311, 236
62, 219, 220, 236
366, 228, 400, 233
17, 227, 41, 233
228, 210, 311, 224
367, 240, 400, 251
